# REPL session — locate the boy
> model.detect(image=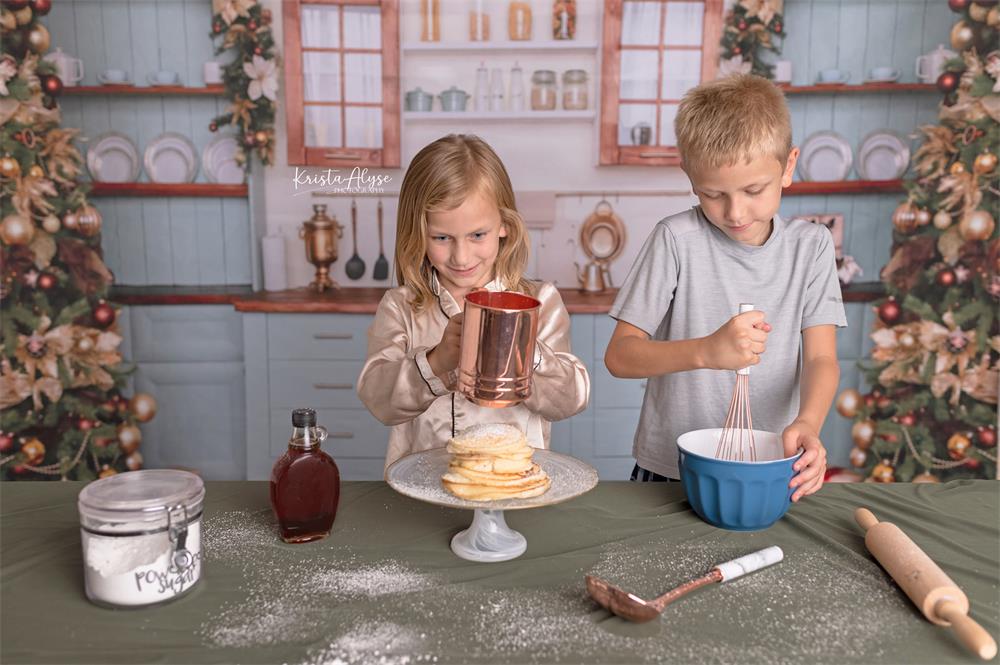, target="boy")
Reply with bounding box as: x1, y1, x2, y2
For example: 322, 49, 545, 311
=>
604, 74, 846, 502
